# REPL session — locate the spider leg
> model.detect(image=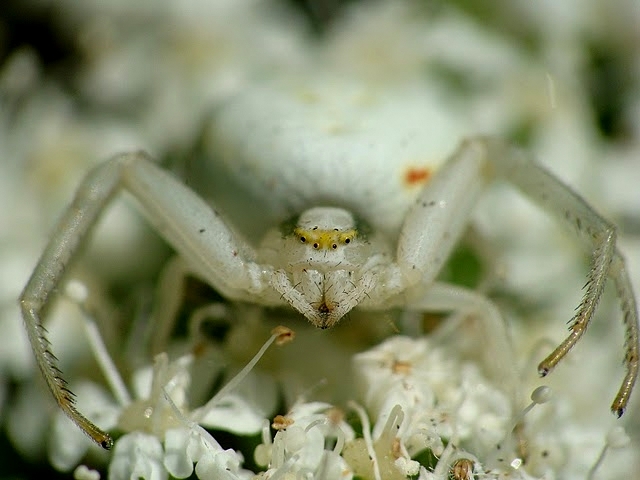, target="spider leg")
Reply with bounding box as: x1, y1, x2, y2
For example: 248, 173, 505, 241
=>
19, 151, 267, 448
397, 136, 638, 416
394, 148, 518, 404
404, 281, 521, 409
397, 138, 488, 287
467, 137, 638, 417
148, 255, 193, 355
